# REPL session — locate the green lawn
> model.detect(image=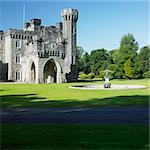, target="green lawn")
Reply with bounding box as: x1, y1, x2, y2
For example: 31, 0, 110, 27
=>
1, 79, 149, 149
1, 124, 149, 150
0, 79, 149, 108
